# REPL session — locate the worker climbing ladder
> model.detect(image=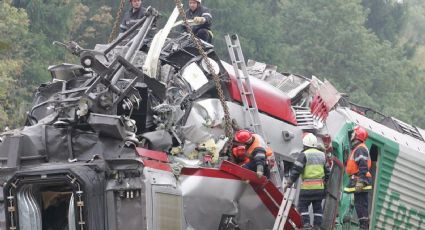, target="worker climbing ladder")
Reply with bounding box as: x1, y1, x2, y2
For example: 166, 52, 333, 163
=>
225, 34, 282, 189
273, 185, 297, 230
